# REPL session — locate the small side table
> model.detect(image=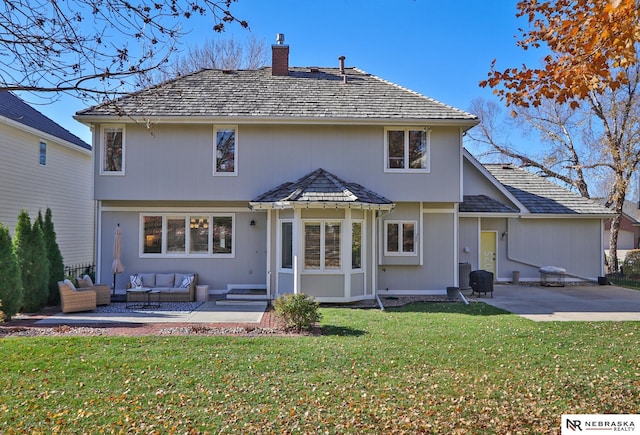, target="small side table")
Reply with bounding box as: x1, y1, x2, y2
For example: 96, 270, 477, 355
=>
126, 287, 150, 309
196, 285, 209, 302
